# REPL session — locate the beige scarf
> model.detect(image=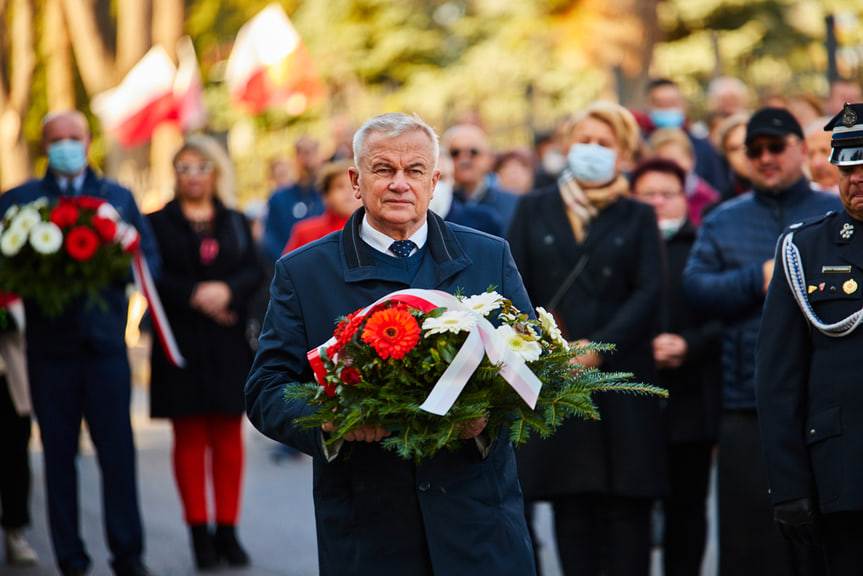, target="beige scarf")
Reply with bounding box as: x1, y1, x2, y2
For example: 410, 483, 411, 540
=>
558, 169, 629, 243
